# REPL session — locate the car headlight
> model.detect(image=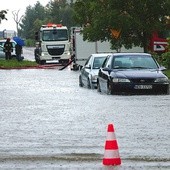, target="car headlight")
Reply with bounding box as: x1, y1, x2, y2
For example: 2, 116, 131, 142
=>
112, 78, 130, 83
154, 77, 169, 83
91, 75, 98, 80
